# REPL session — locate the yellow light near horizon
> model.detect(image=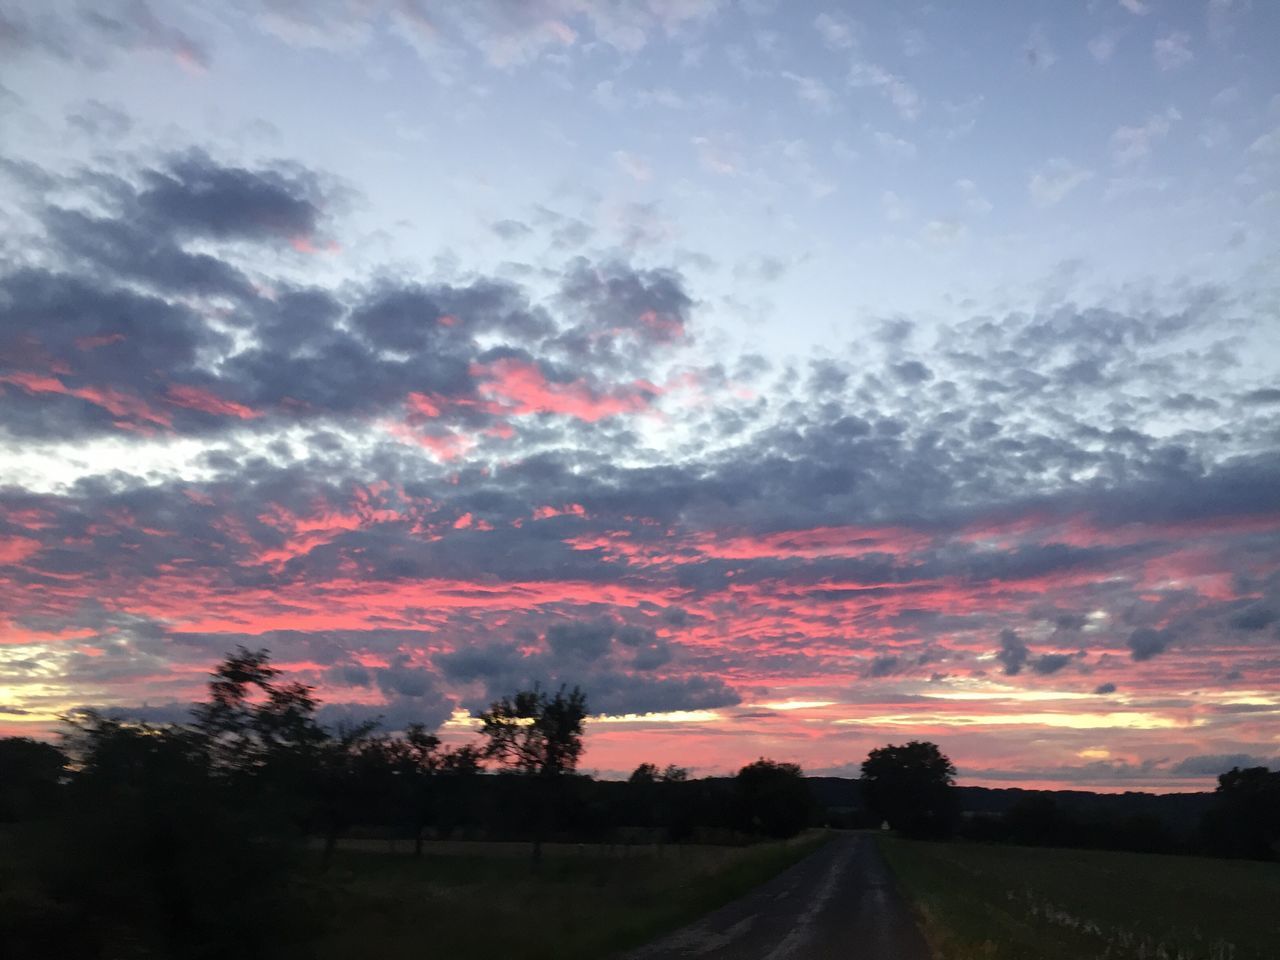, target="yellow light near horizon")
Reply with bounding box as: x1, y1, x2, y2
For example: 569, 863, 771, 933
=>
592, 710, 722, 724
927, 689, 1098, 702
833, 711, 1186, 730
758, 700, 837, 711
444, 707, 721, 728
443, 708, 480, 728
